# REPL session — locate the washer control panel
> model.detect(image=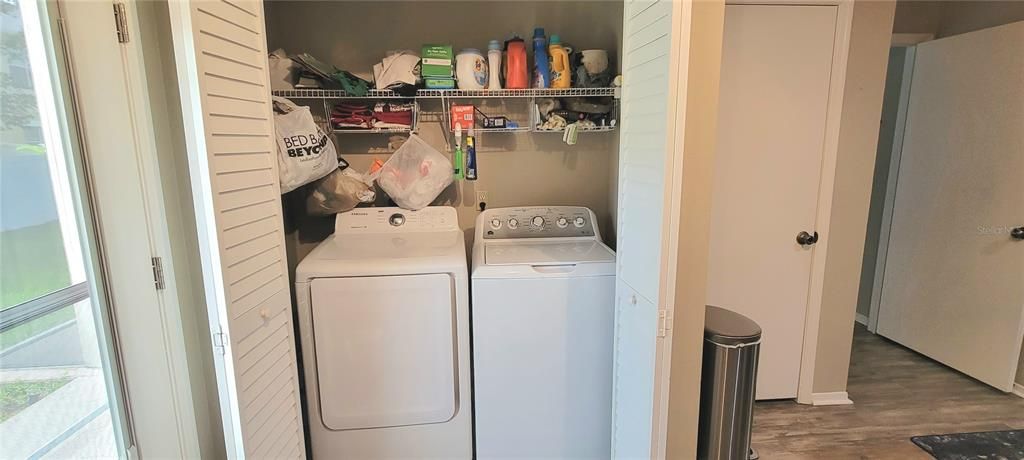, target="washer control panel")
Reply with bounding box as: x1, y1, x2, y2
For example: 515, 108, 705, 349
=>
482, 206, 596, 239
336, 207, 458, 233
